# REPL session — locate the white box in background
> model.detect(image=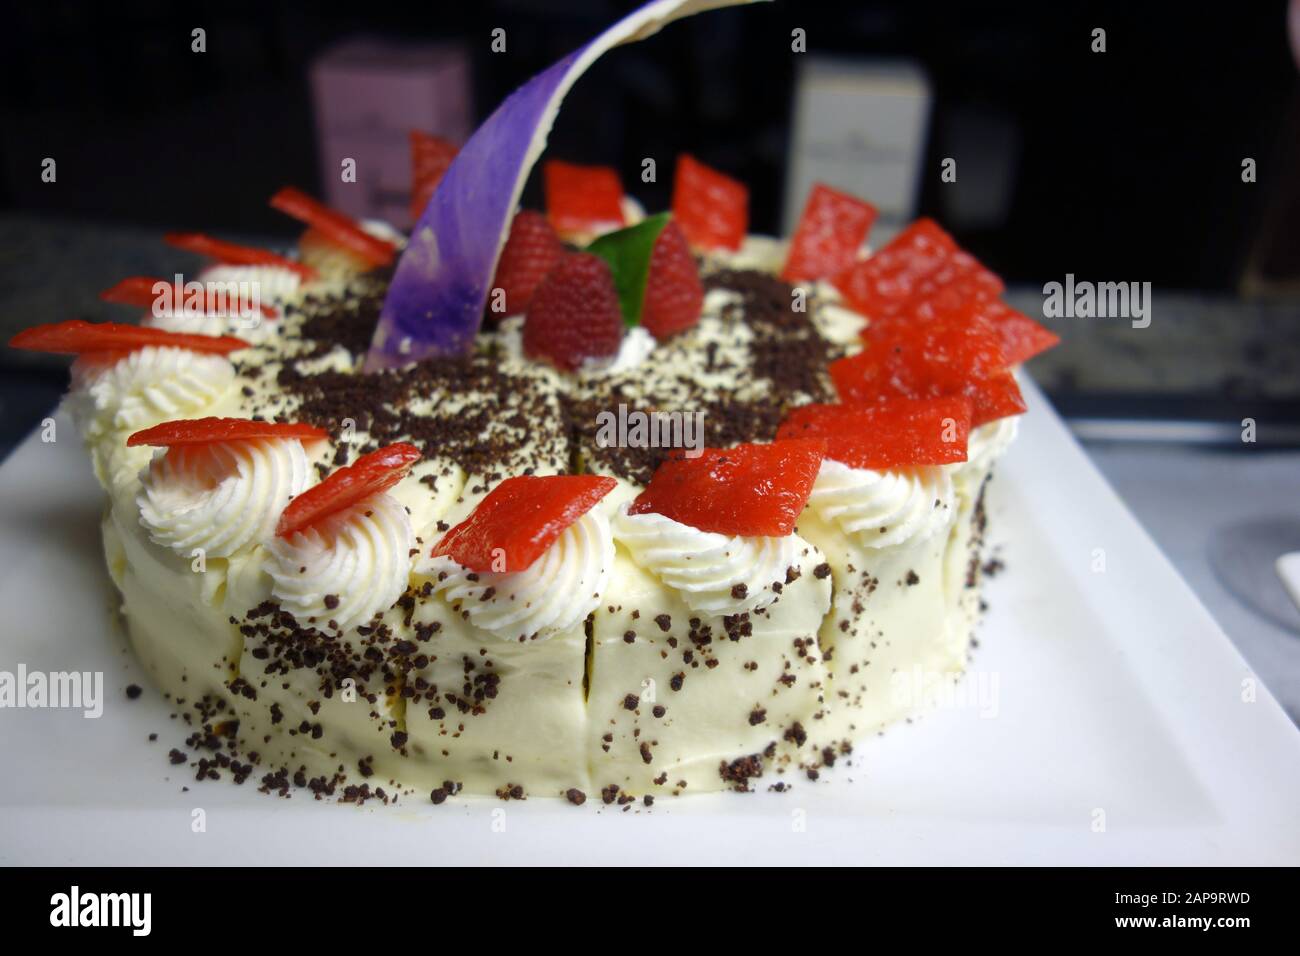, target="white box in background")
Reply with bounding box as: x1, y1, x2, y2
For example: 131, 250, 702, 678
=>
310, 39, 472, 228
785, 57, 931, 243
